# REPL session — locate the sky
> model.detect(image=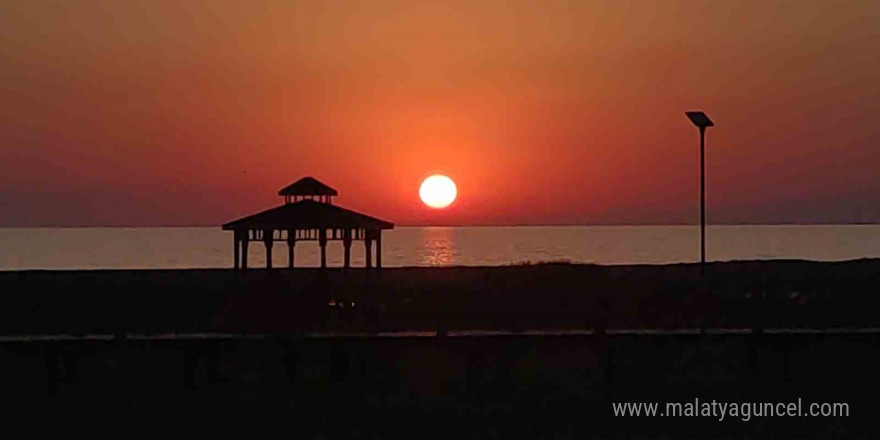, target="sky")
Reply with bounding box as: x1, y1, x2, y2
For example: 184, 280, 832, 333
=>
1, 0, 879, 226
